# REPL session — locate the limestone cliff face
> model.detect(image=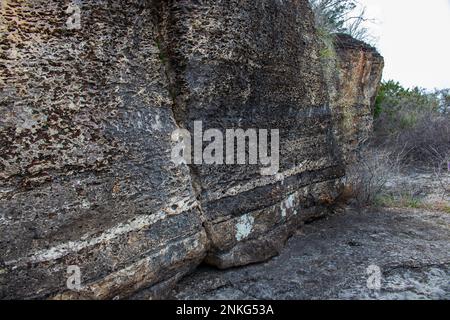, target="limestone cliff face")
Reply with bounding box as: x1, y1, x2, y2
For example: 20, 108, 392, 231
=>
331, 34, 384, 162
0, 1, 383, 299
1, 0, 206, 299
